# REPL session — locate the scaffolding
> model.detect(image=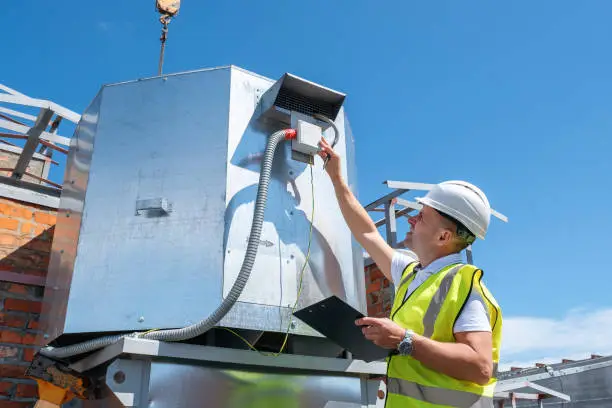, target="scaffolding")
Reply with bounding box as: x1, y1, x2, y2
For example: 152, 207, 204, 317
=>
0, 83, 80, 204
